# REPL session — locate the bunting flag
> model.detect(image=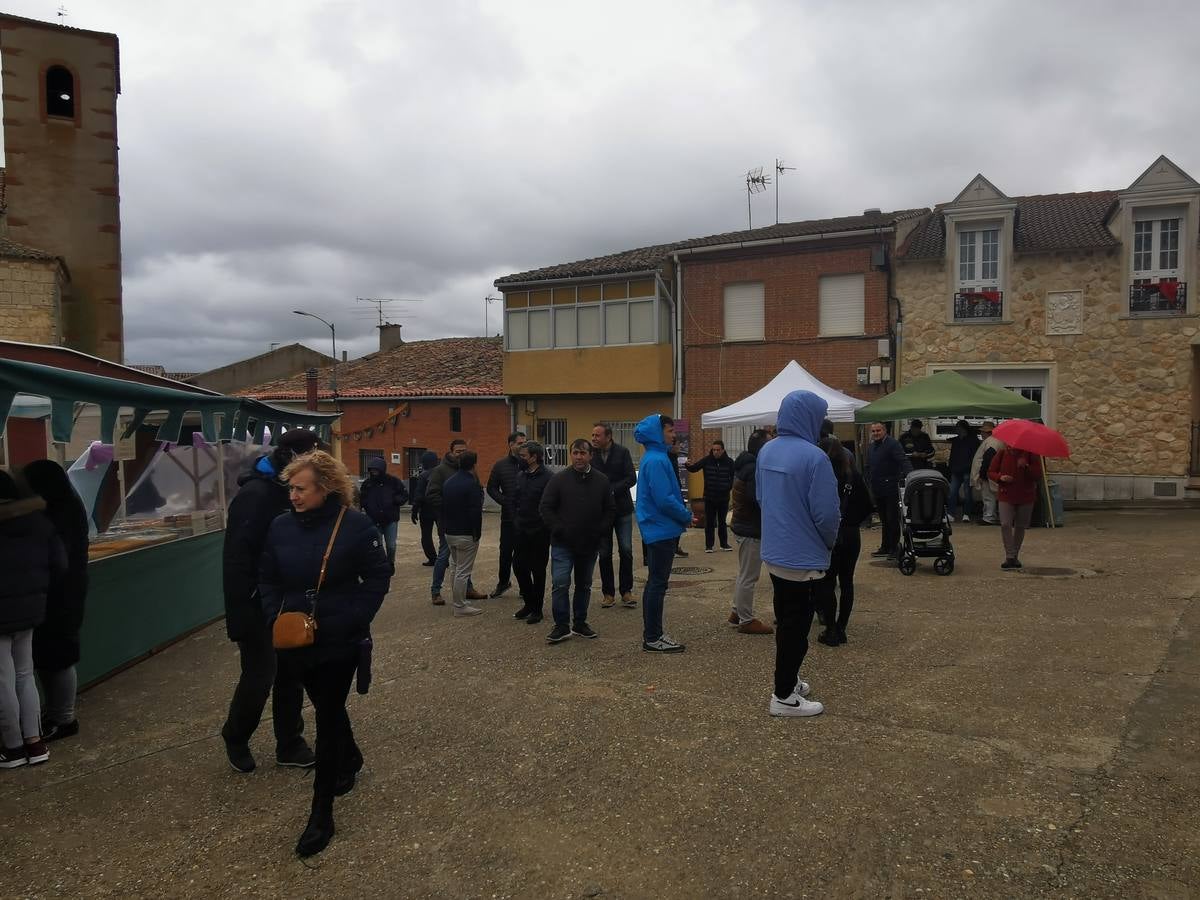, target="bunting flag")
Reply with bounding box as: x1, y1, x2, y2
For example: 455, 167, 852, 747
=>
330, 403, 411, 441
